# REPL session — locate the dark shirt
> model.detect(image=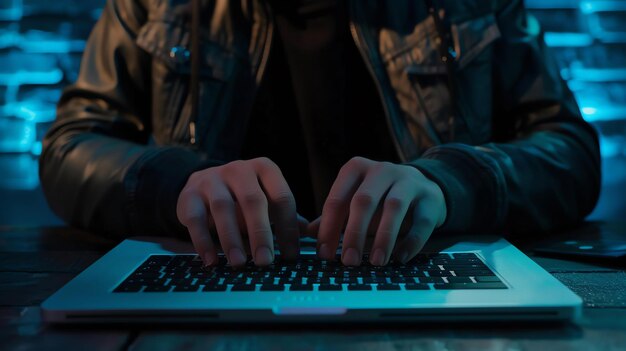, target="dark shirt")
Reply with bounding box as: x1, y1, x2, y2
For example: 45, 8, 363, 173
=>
241, 0, 398, 220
